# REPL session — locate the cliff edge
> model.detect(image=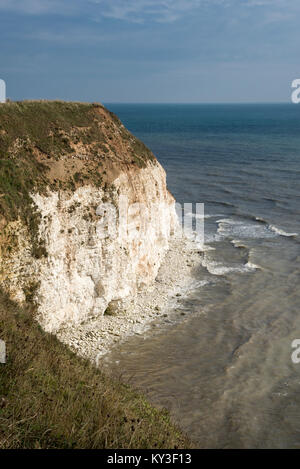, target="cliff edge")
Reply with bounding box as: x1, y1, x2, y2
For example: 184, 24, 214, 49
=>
0, 101, 177, 333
